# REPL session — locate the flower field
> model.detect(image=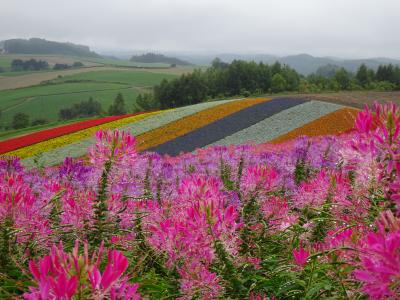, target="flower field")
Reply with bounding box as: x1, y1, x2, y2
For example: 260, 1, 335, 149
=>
1, 97, 359, 168
1, 101, 400, 299
4, 111, 161, 159
0, 114, 137, 154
